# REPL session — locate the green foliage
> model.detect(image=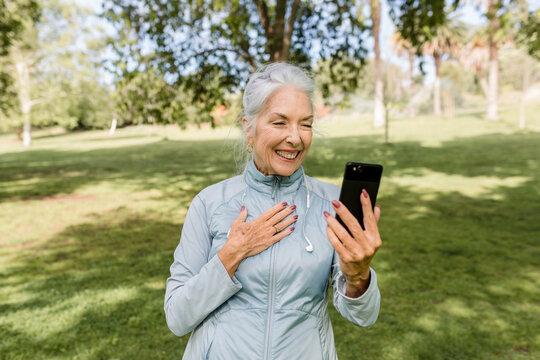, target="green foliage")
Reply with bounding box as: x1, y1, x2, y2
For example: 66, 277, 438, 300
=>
519, 9, 540, 60
0, 0, 114, 132
102, 0, 368, 125
315, 56, 366, 105
387, 0, 460, 53
0, 0, 40, 56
